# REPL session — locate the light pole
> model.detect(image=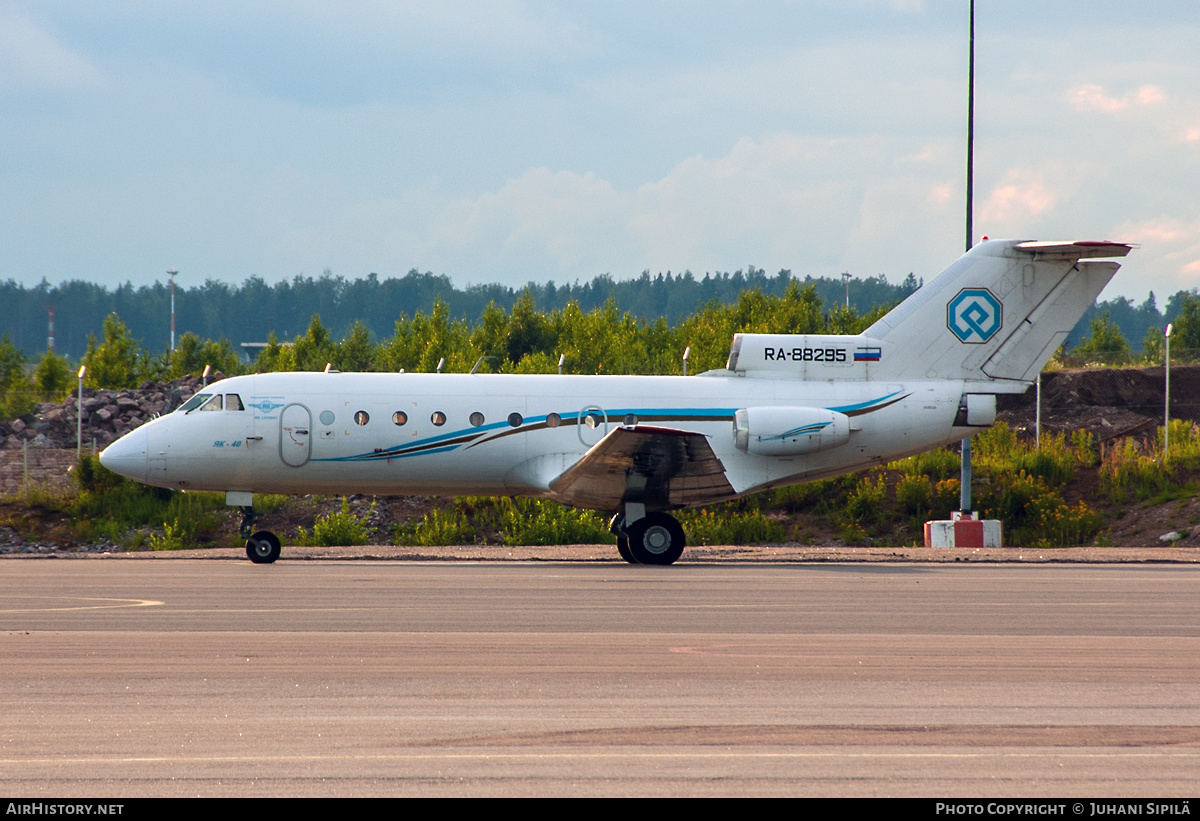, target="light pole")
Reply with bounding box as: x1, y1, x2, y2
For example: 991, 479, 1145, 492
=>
167, 267, 179, 352
959, 0, 976, 516
841, 272, 851, 309
76, 365, 86, 458
1165, 323, 1173, 459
